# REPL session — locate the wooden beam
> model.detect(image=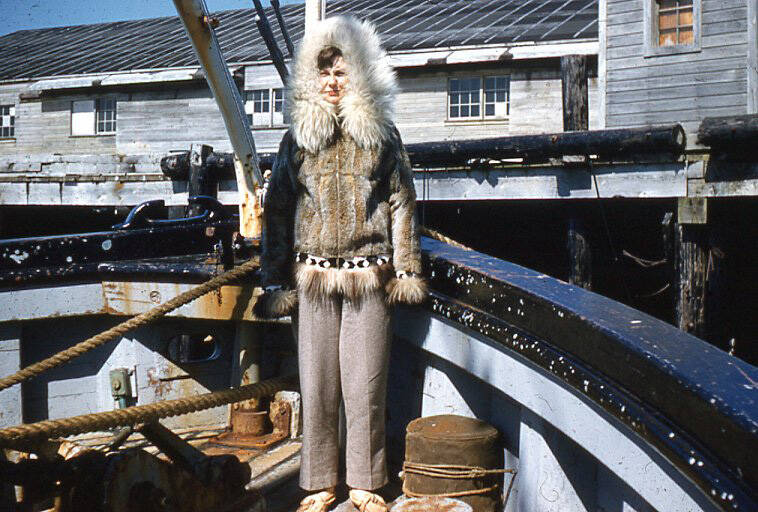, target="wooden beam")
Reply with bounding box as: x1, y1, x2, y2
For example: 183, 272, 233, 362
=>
562, 55, 592, 290
405, 125, 687, 166
0, 161, 697, 206
697, 114, 758, 150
